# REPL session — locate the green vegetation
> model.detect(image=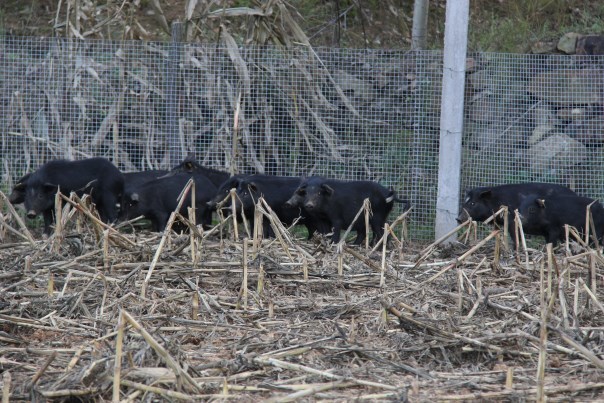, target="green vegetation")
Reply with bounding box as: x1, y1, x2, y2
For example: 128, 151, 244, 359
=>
468, 0, 604, 52
1, 0, 603, 52
0, 6, 4, 35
